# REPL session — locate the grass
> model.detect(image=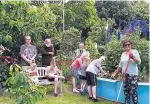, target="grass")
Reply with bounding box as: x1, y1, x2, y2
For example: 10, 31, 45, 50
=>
0, 83, 113, 104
